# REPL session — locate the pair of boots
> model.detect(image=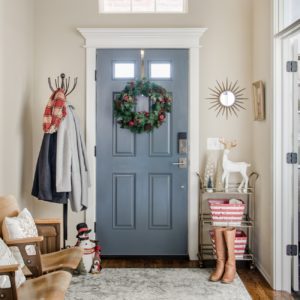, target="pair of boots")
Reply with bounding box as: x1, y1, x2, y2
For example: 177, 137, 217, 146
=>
209, 227, 236, 284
